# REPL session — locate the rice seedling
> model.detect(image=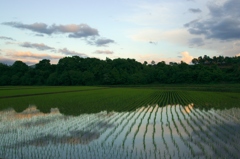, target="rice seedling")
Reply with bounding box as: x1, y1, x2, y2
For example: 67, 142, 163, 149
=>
1, 85, 240, 158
